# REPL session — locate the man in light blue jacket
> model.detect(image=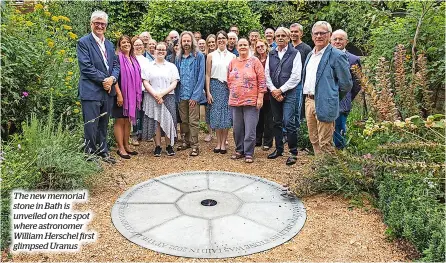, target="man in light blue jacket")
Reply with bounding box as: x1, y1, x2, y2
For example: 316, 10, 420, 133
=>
301, 21, 352, 155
